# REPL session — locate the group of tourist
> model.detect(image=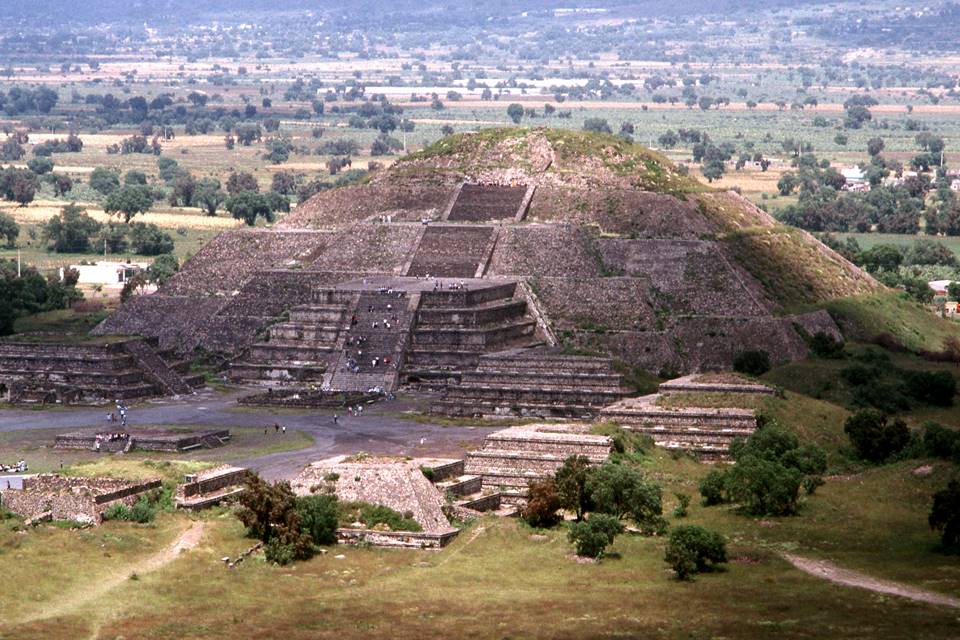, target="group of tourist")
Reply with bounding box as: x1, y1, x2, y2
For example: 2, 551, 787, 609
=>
105, 399, 130, 428
94, 431, 129, 452
263, 422, 287, 435
432, 279, 468, 292
0, 460, 27, 473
